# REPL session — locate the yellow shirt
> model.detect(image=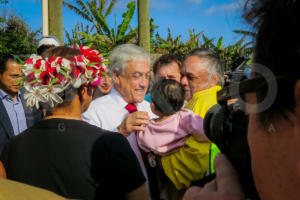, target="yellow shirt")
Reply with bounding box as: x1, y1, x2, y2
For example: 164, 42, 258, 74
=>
161, 85, 221, 190
185, 85, 221, 118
